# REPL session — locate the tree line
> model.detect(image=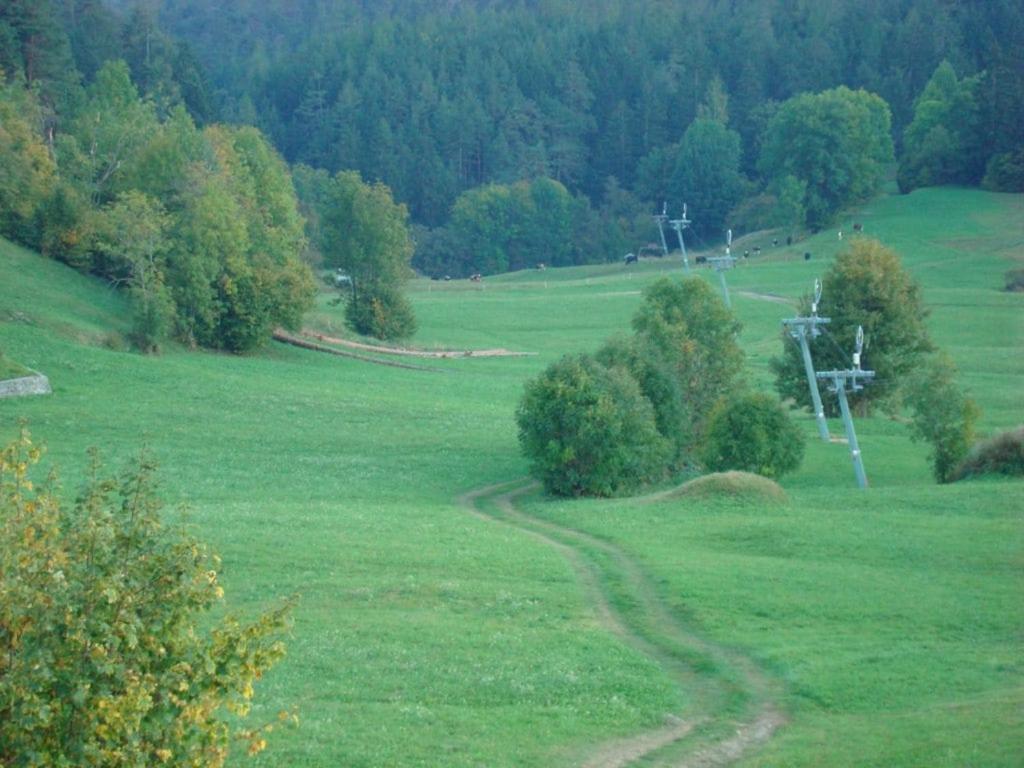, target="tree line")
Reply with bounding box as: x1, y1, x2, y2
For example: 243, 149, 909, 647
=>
150, 0, 1023, 216
0, 60, 315, 352
3, 0, 1023, 345
144, 0, 1023, 279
